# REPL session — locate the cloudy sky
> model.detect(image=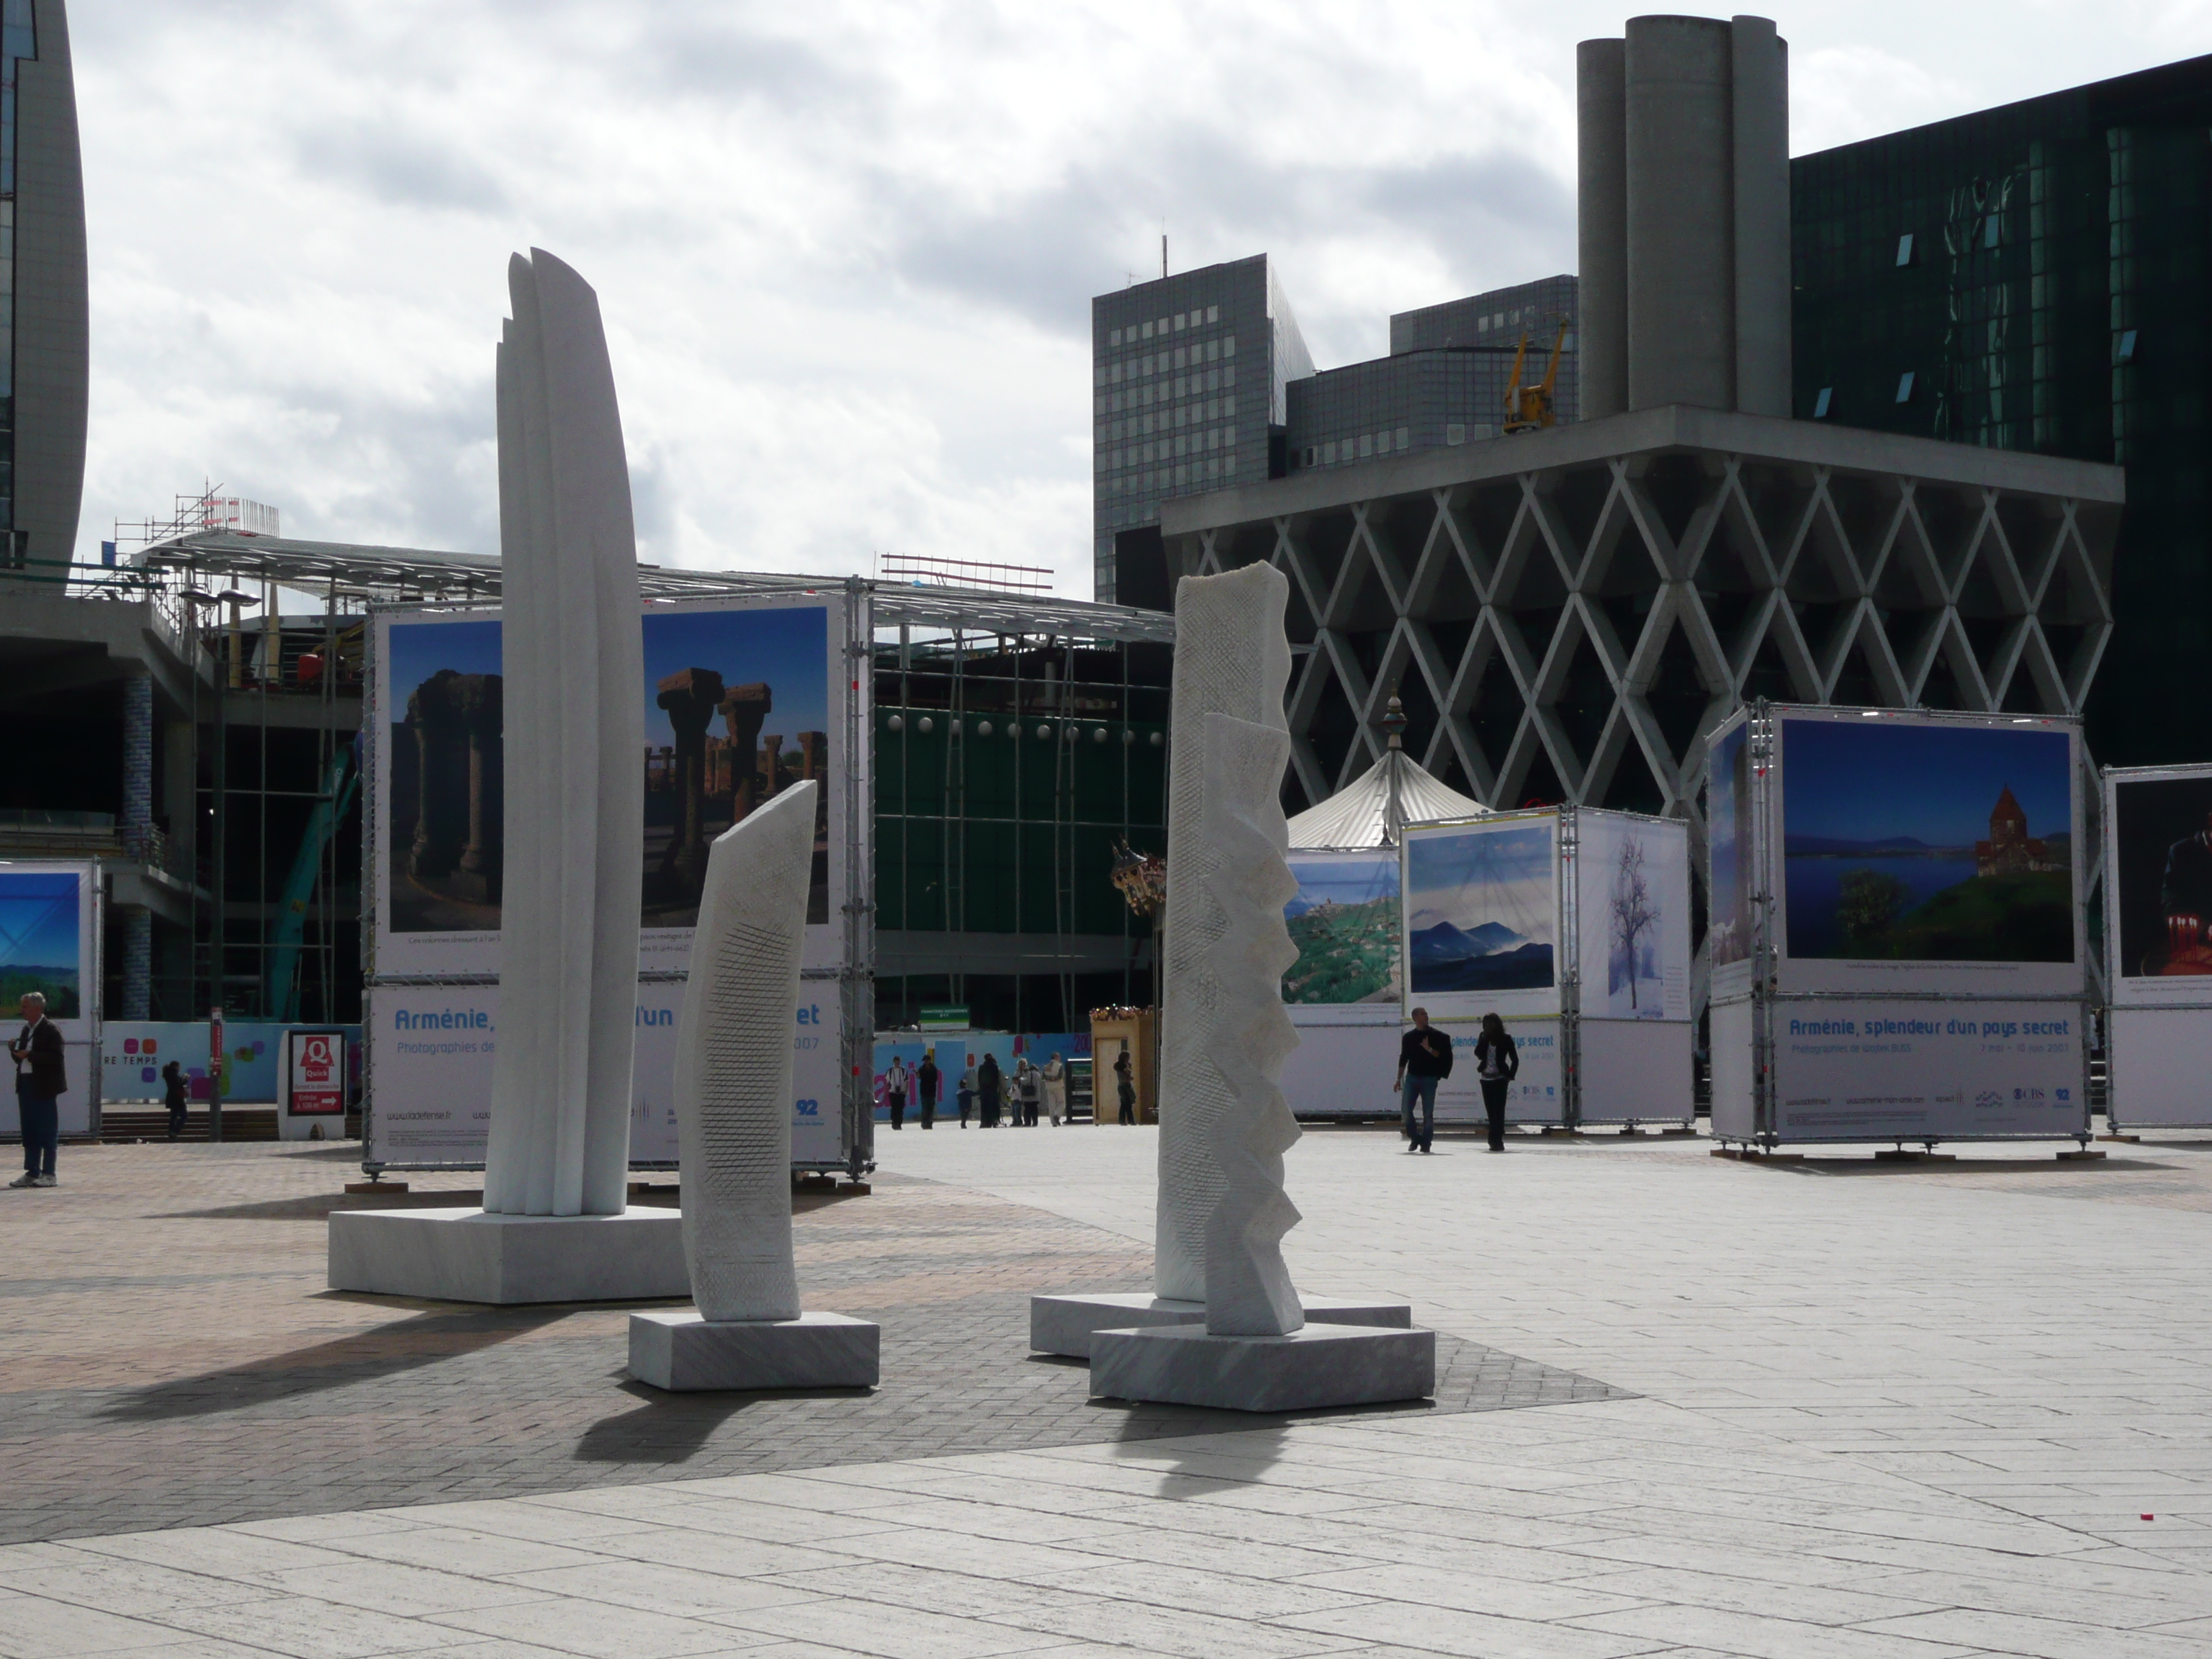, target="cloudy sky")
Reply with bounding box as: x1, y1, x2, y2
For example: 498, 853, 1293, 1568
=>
73, 1, 2212, 595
